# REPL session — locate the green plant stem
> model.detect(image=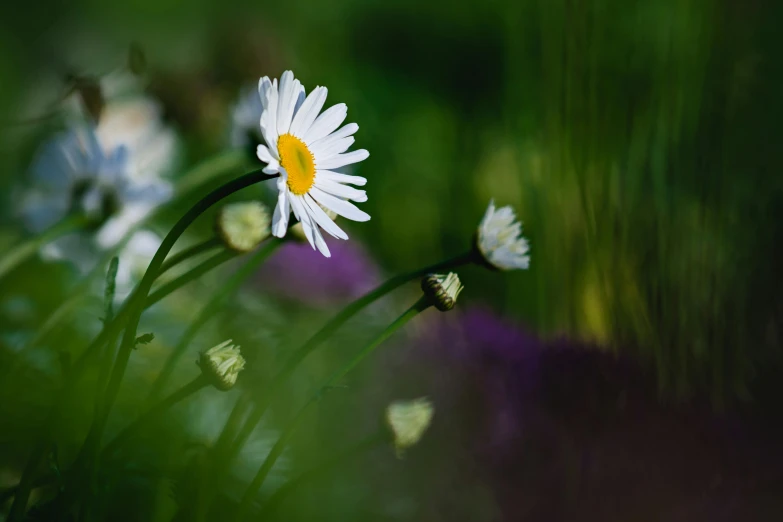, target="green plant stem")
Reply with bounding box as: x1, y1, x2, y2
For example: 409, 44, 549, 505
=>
146, 250, 237, 307
158, 237, 223, 276
101, 375, 209, 459
0, 214, 88, 280
258, 432, 386, 518
148, 239, 282, 402
7, 169, 275, 522
88, 169, 275, 467
223, 251, 472, 469
232, 298, 430, 522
